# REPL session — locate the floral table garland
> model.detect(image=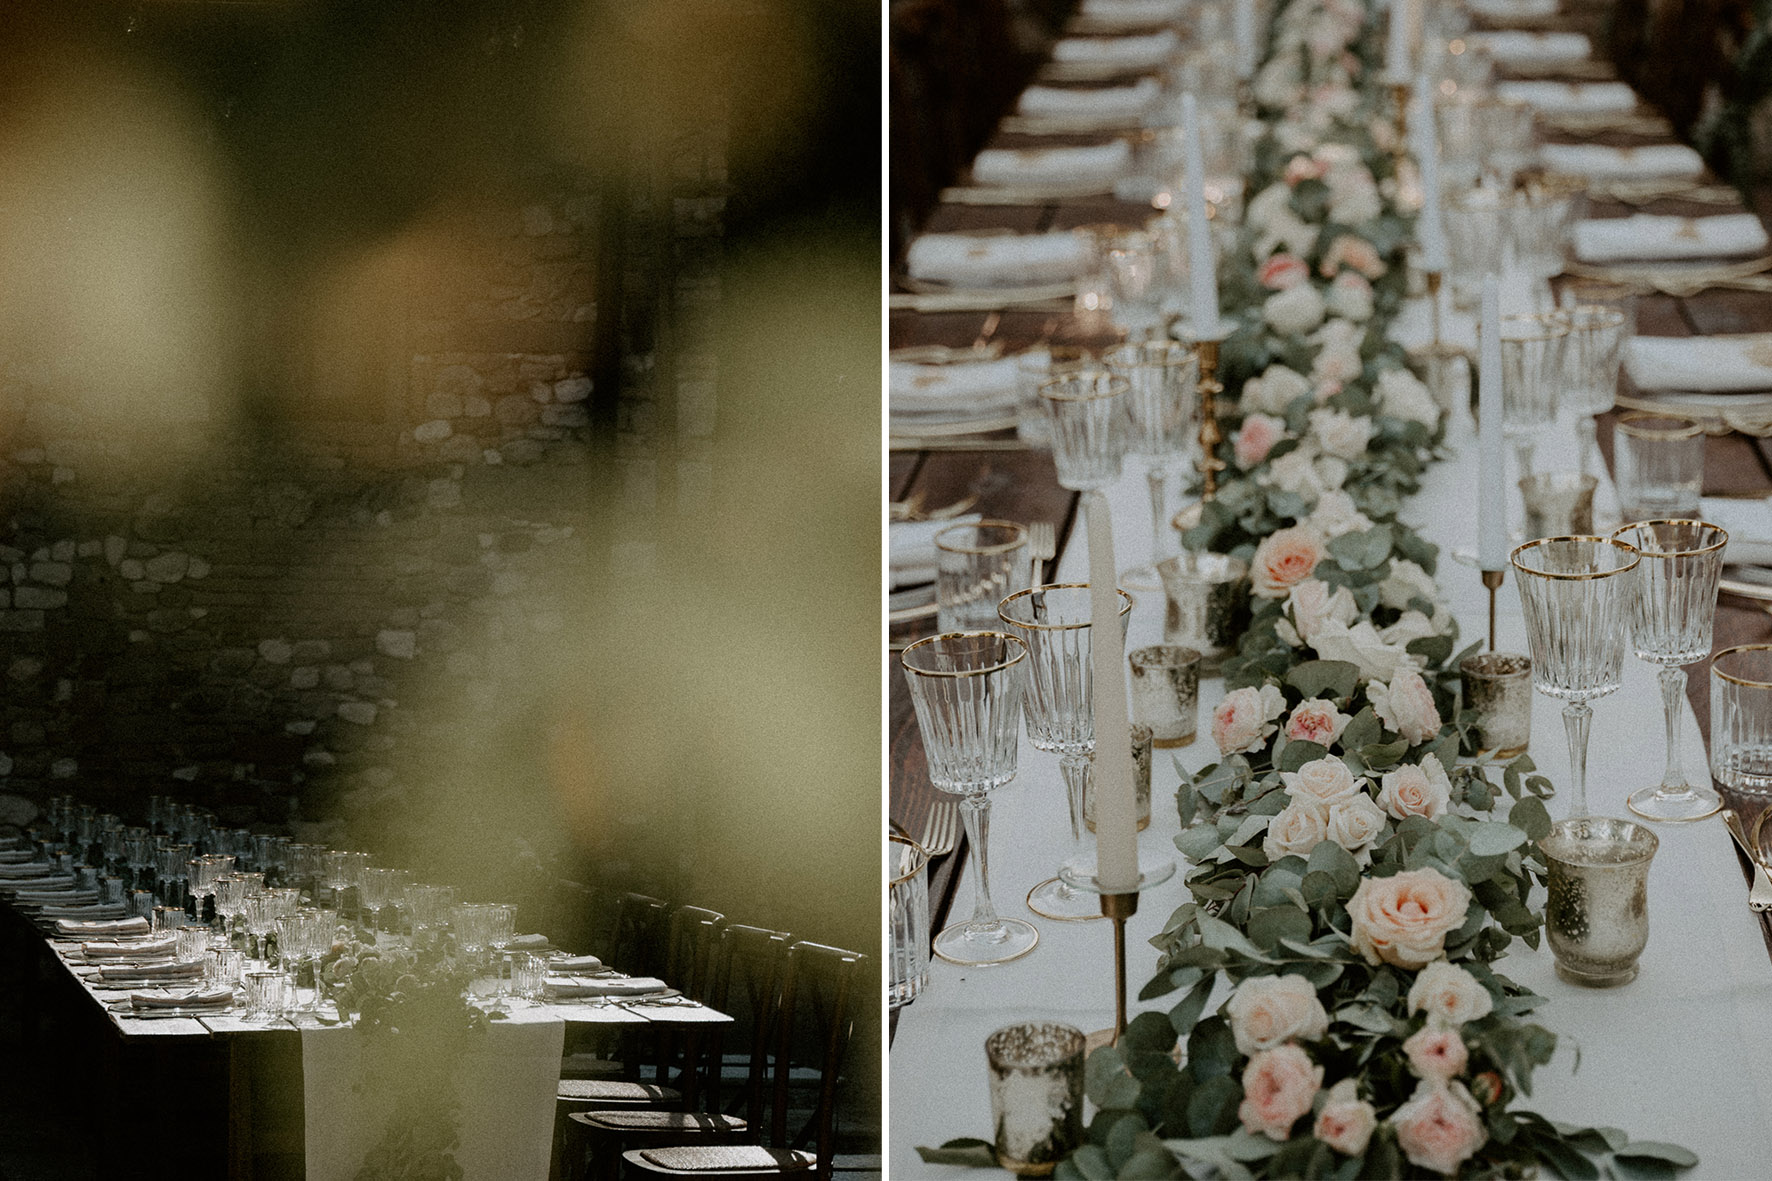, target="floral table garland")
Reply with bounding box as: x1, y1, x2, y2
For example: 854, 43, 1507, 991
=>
918, 0, 1702, 1176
